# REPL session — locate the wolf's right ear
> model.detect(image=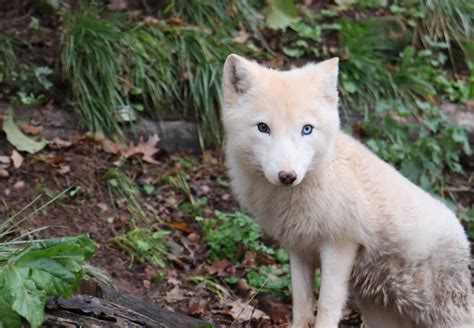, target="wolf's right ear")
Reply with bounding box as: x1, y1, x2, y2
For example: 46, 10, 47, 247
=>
223, 54, 254, 99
